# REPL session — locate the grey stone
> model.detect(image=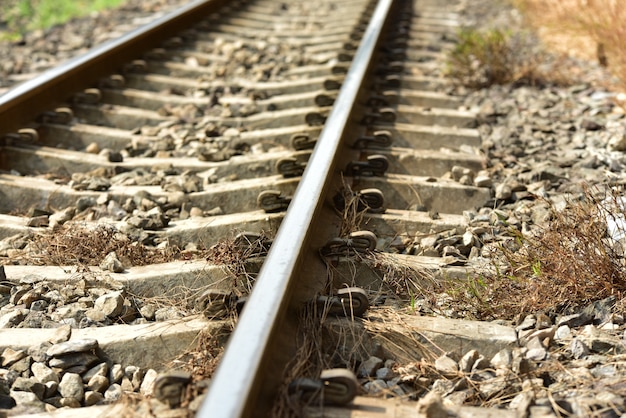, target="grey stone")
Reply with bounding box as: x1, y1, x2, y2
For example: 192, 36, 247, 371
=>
568, 338, 589, 359
515, 314, 536, 332
154, 306, 184, 321
557, 313, 593, 328
434, 354, 458, 375
479, 376, 508, 399
495, 183, 512, 200
363, 379, 387, 395
0, 393, 16, 409
9, 390, 44, 411
82, 362, 108, 384
84, 309, 107, 322
375, 367, 396, 380
128, 367, 145, 391
525, 347, 547, 361
10, 355, 32, 375
431, 379, 455, 396
99, 252, 124, 273
28, 342, 52, 363
459, 349, 480, 373
48, 352, 99, 371
58, 373, 84, 401
120, 376, 133, 392
357, 356, 383, 378
44, 380, 58, 398
104, 383, 122, 401
474, 173, 493, 188
0, 309, 27, 328
591, 364, 617, 378
12, 377, 46, 400
46, 338, 98, 357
